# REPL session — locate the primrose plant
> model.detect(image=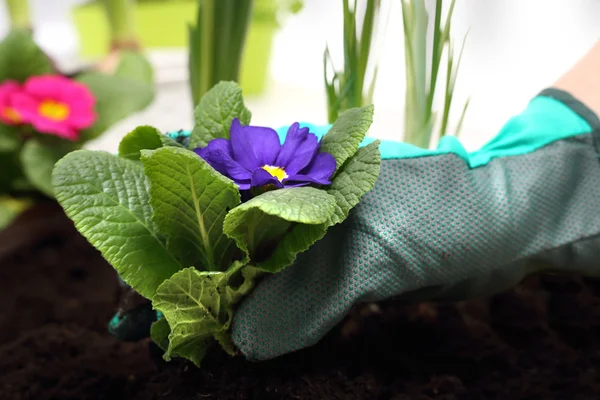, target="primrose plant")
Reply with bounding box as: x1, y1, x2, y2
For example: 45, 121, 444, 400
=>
0, 30, 154, 228
52, 81, 381, 367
